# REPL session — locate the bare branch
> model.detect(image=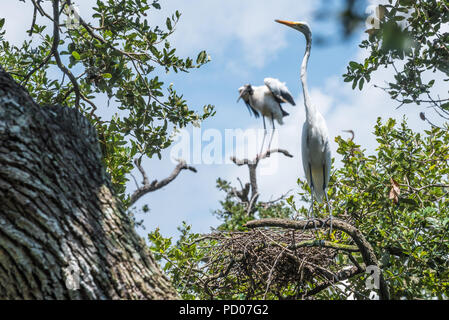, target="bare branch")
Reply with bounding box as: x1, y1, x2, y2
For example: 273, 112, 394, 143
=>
304, 266, 362, 298
51, 0, 81, 109
246, 191, 259, 216
259, 189, 293, 208
230, 148, 293, 203
134, 158, 149, 186
230, 148, 293, 166
289, 239, 359, 252
130, 159, 197, 205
